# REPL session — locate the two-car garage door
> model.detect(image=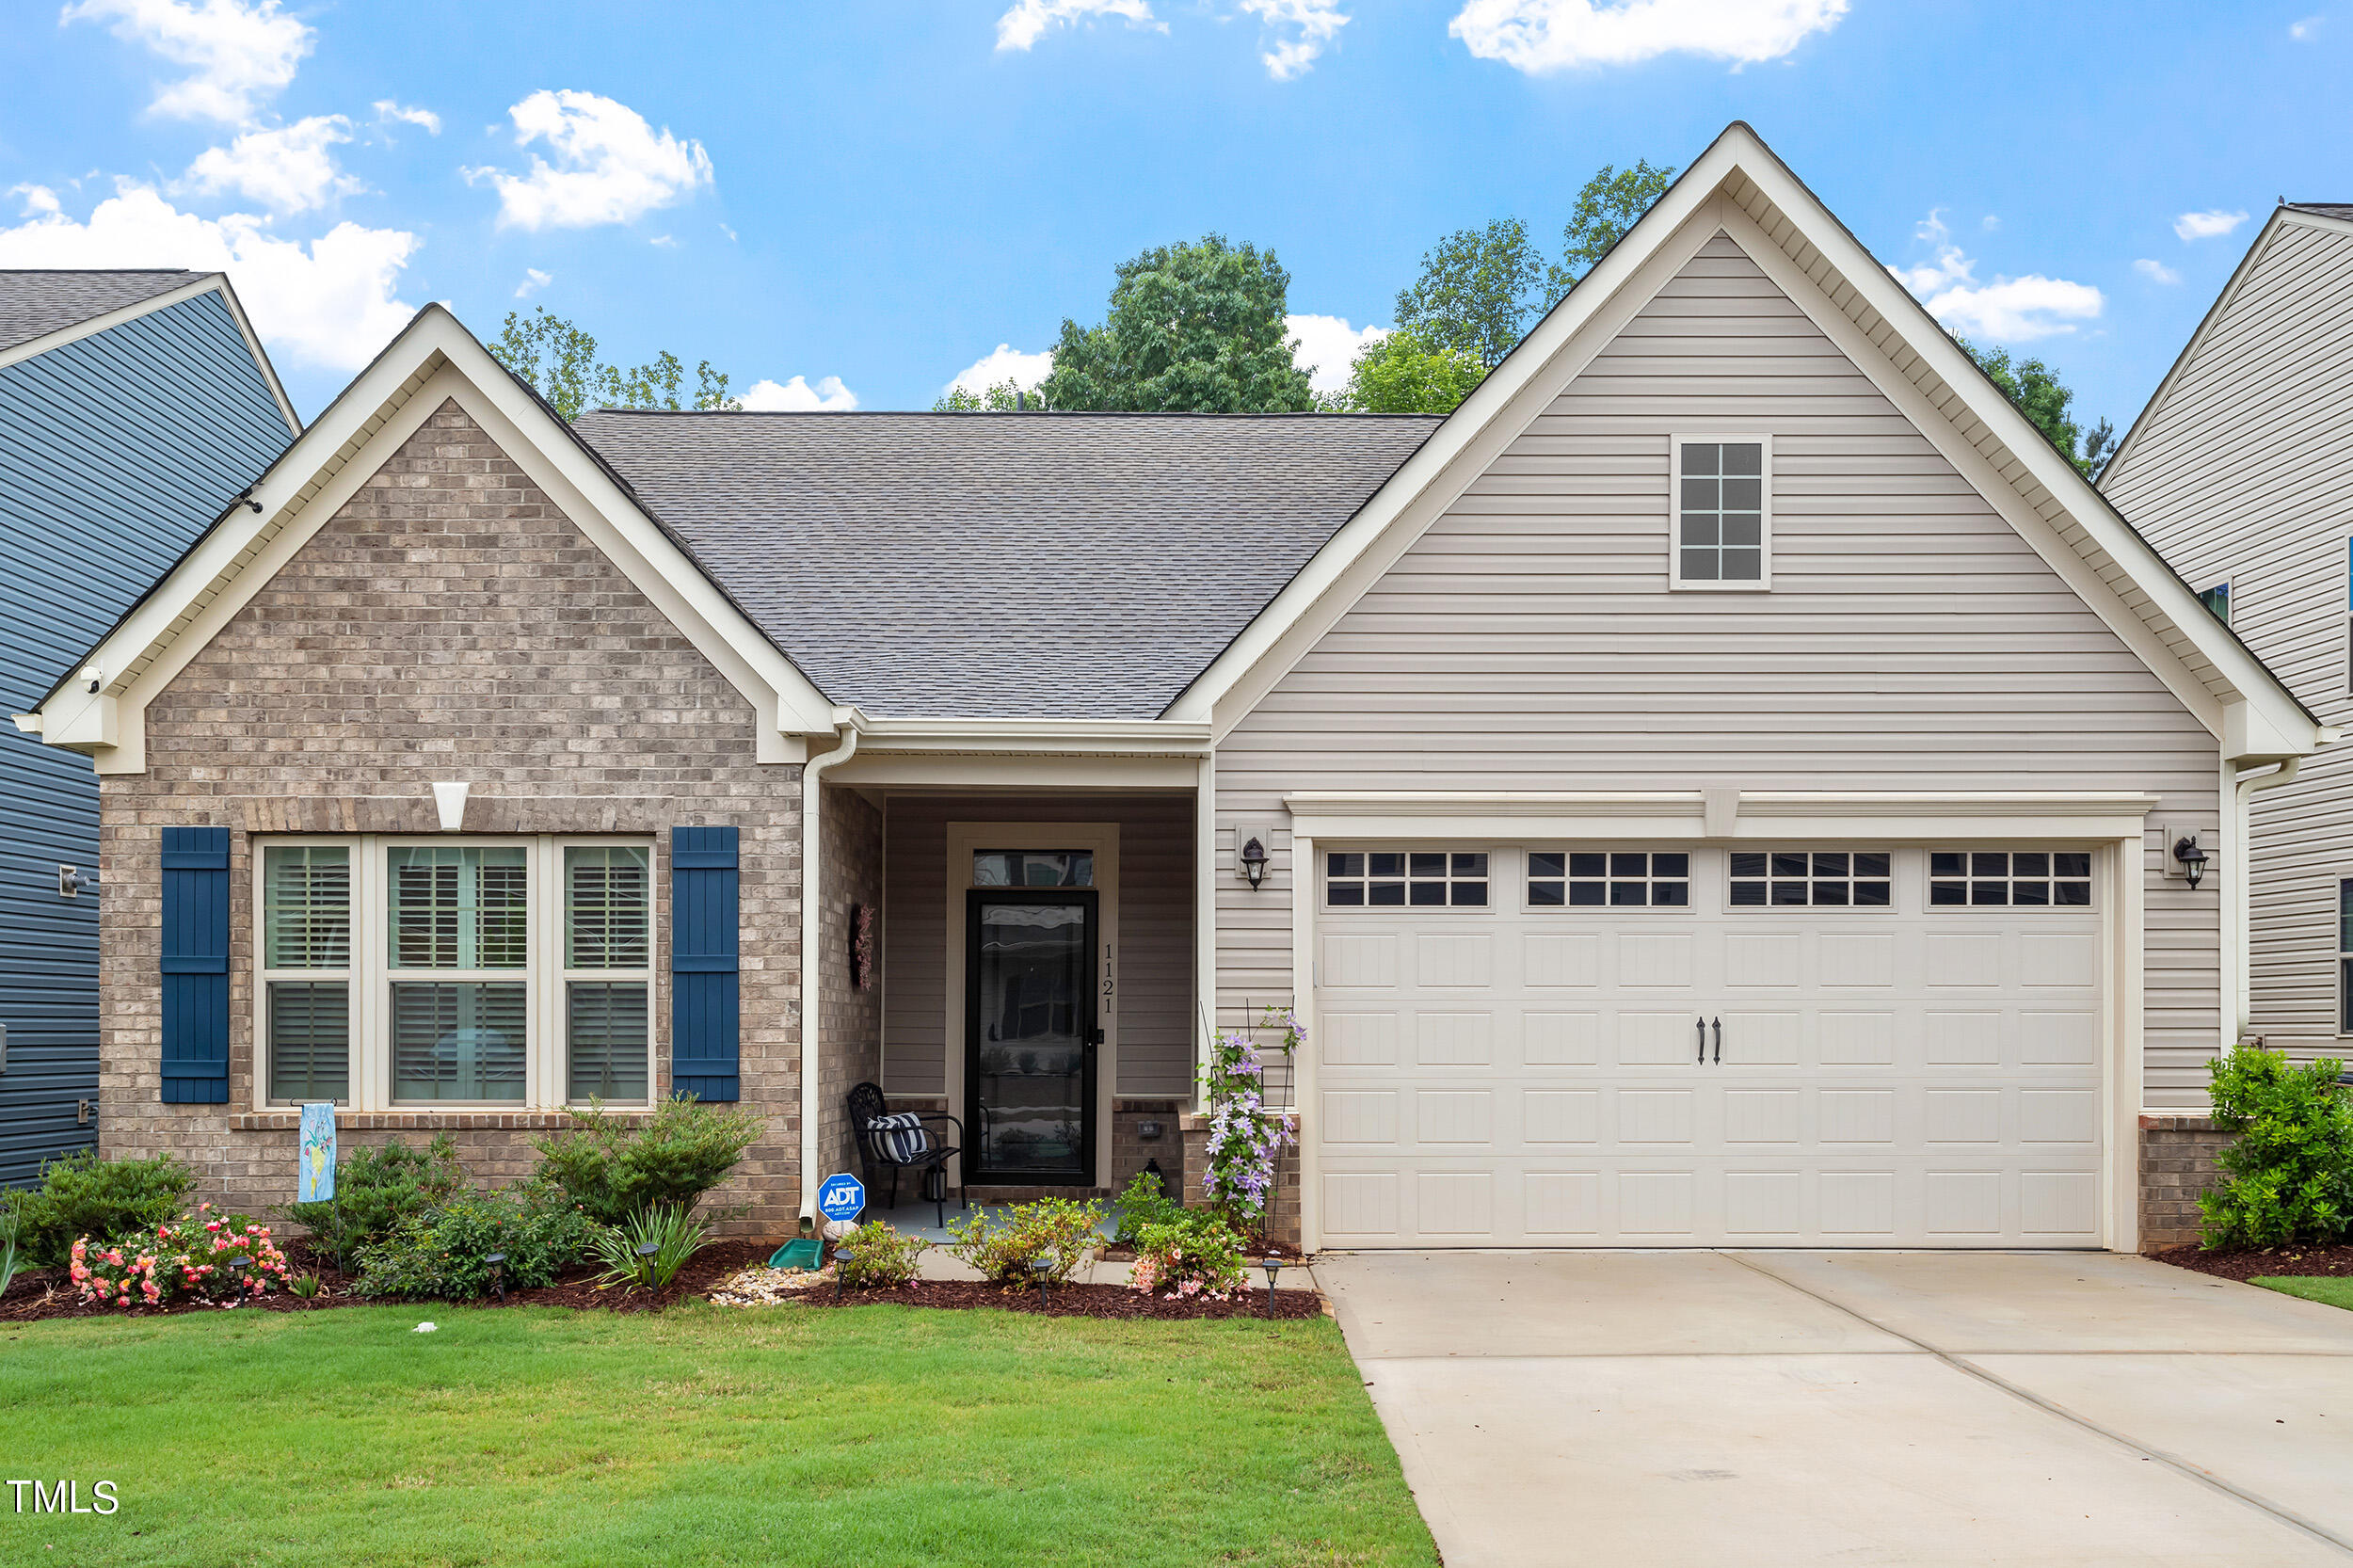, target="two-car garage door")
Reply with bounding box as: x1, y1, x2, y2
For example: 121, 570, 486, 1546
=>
1312, 846, 2105, 1248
